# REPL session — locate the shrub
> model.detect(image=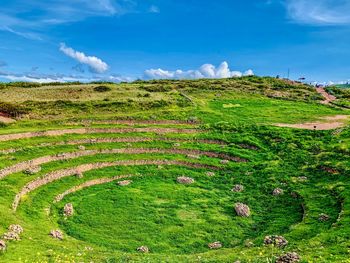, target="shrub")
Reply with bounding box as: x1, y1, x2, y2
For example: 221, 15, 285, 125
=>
0, 102, 27, 117
94, 86, 112, 92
